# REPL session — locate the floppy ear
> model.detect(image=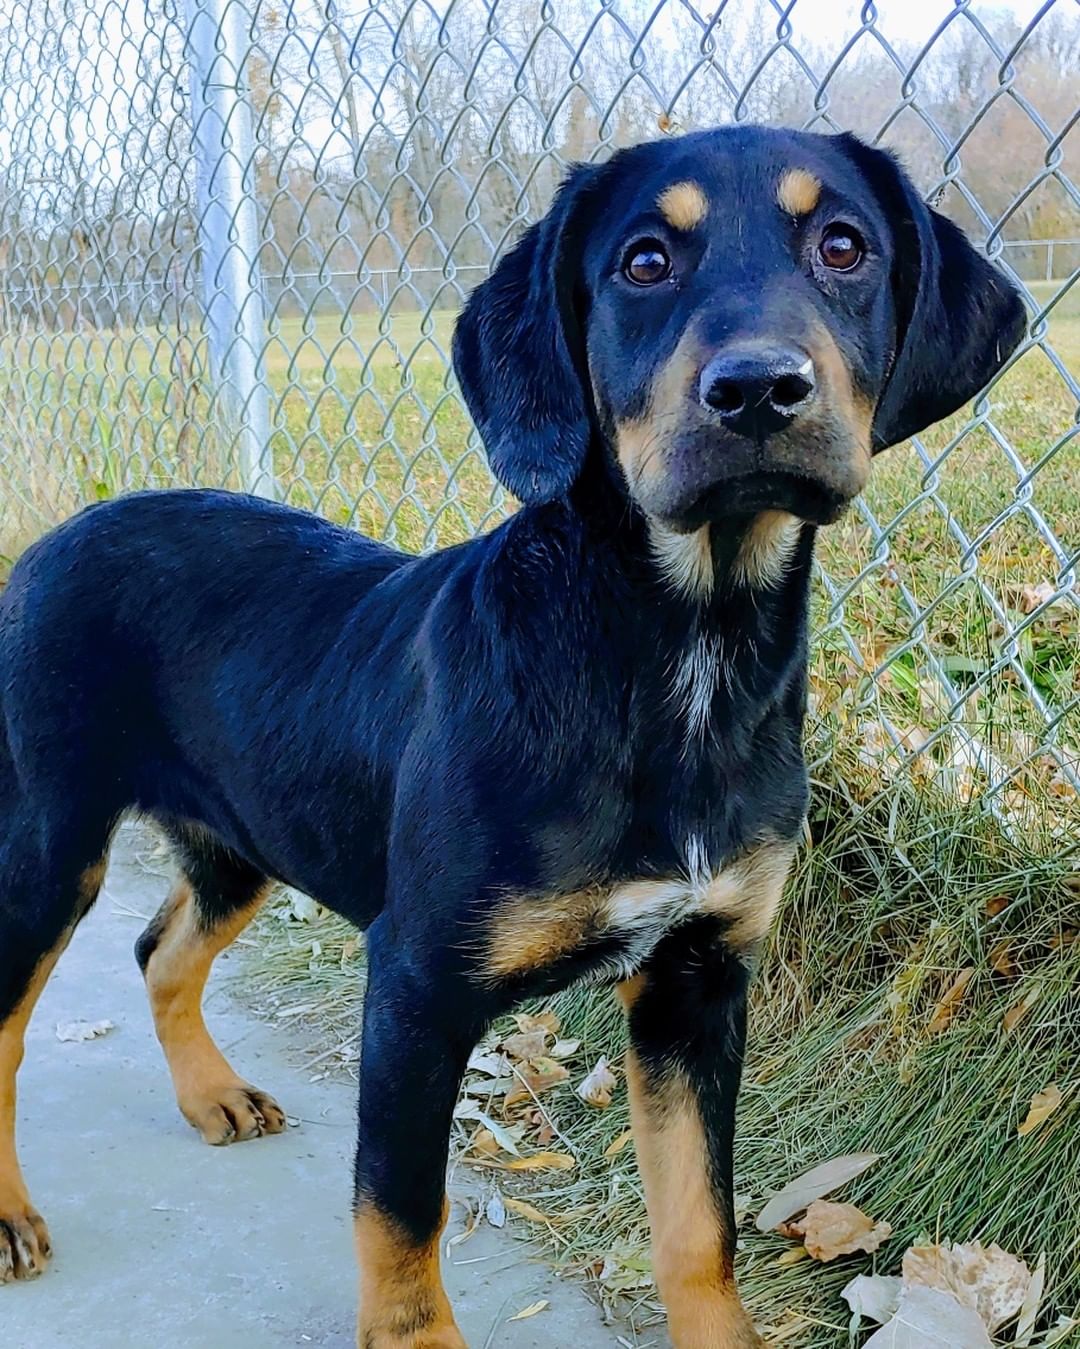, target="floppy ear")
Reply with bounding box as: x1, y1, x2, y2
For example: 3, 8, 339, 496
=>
452, 164, 604, 504
839, 137, 1027, 451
